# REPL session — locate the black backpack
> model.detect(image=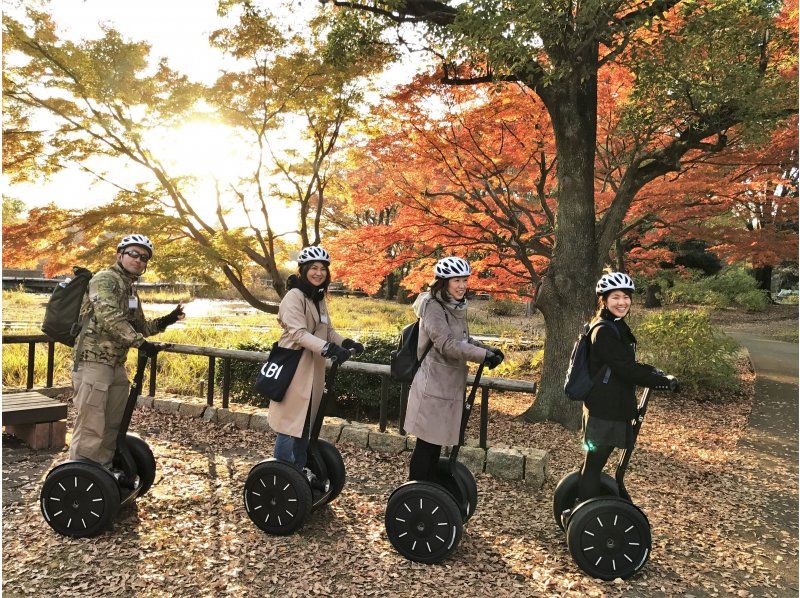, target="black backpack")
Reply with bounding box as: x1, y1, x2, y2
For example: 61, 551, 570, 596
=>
390, 299, 448, 383
390, 320, 433, 383
563, 320, 620, 401
41, 266, 93, 347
